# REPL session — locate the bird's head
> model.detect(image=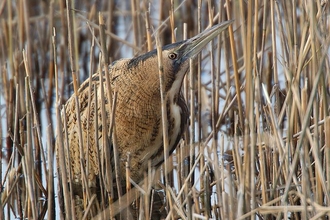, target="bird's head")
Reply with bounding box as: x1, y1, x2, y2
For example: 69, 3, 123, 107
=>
122, 20, 233, 95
